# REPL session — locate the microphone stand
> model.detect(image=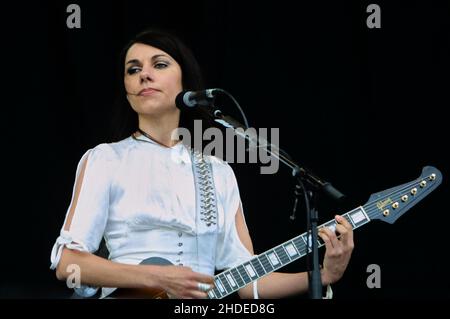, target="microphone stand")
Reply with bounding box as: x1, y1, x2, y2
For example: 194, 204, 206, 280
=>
208, 107, 345, 299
